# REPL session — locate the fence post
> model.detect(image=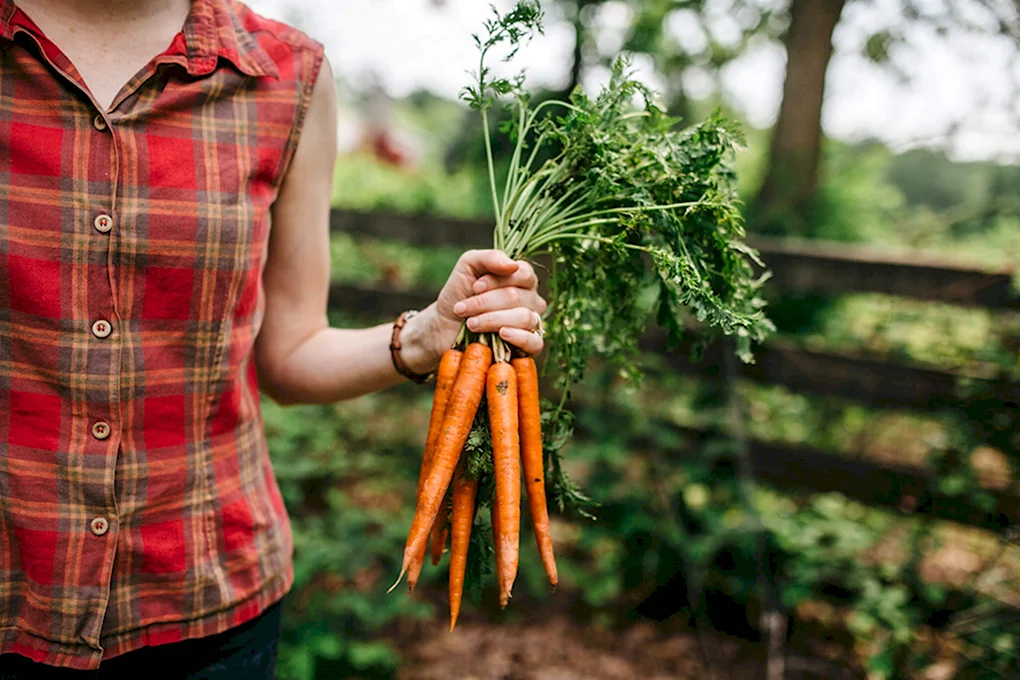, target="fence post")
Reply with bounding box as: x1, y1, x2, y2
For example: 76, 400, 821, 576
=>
721, 341, 787, 680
